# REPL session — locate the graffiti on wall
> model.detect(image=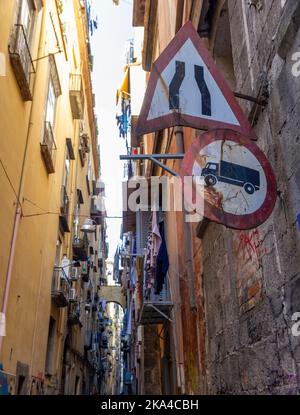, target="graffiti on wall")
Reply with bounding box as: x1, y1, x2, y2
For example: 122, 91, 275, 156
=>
235, 229, 269, 262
